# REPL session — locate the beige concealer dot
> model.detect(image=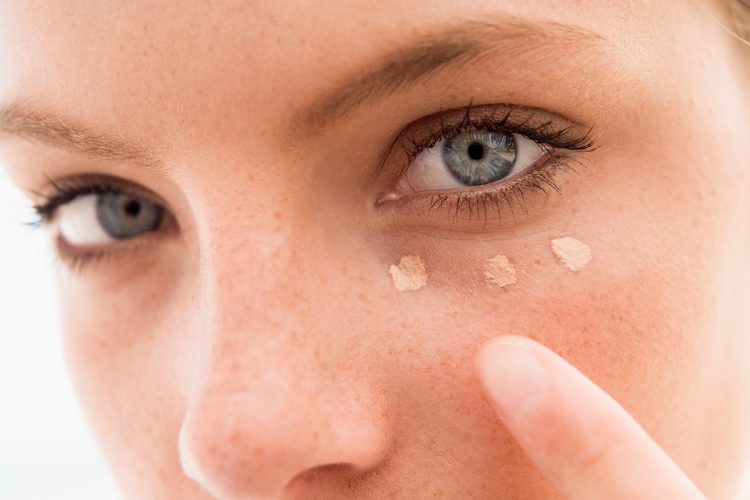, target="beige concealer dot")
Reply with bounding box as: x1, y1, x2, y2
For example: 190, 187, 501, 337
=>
389, 255, 428, 291
485, 254, 517, 288
550, 236, 592, 271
